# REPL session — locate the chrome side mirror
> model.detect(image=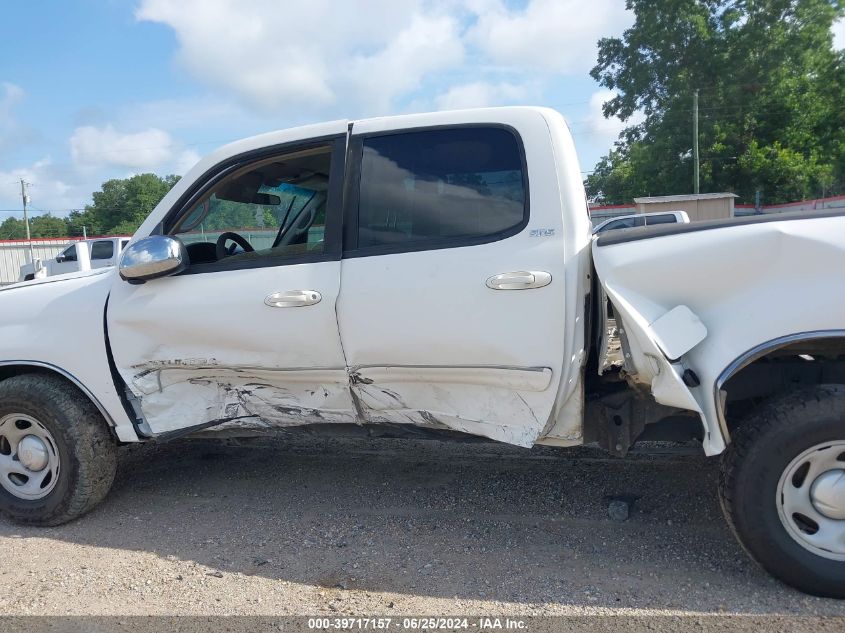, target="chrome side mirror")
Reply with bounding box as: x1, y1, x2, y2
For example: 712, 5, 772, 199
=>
119, 235, 188, 283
